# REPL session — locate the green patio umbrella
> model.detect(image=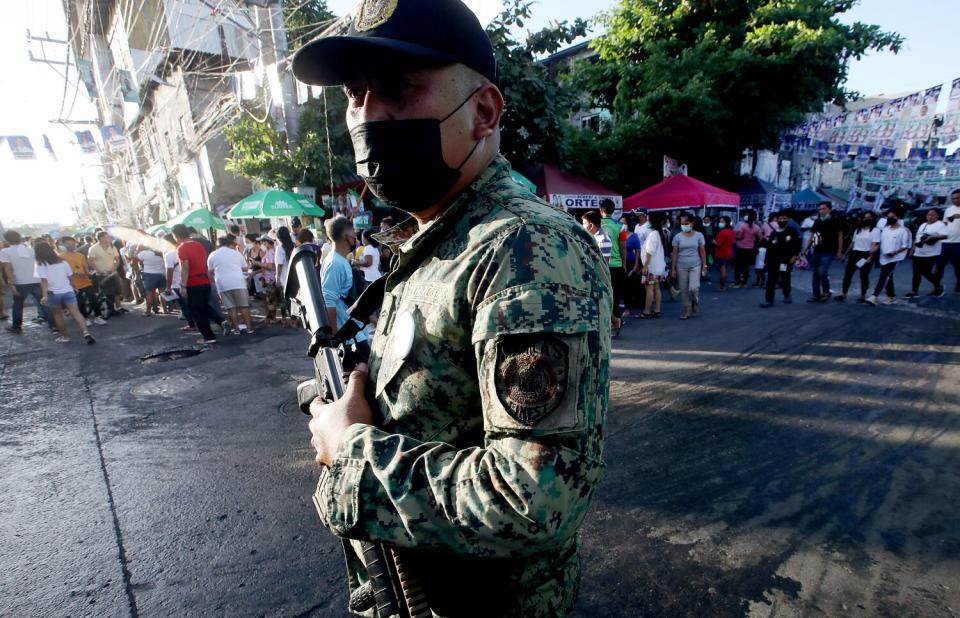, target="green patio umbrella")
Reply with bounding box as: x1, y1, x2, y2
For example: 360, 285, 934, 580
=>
227, 190, 325, 219
167, 207, 230, 231
146, 222, 169, 235
510, 170, 537, 194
